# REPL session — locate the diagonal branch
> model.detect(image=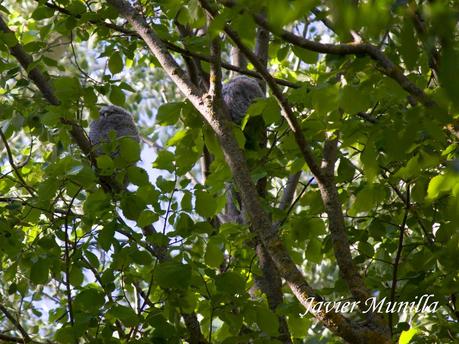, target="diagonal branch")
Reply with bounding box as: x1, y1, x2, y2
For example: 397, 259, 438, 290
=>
248, 9, 436, 108
0, 303, 32, 343
199, 0, 379, 314
107, 0, 391, 342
